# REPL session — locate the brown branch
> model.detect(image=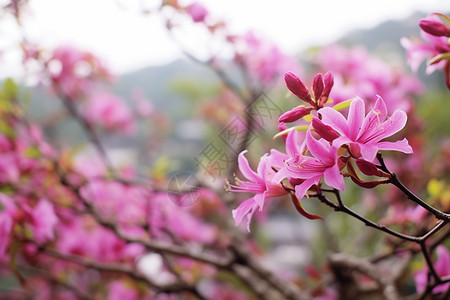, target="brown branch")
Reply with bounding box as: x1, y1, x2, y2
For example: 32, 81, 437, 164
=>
377, 153, 450, 221
230, 233, 310, 300
329, 253, 401, 300
42, 248, 199, 296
